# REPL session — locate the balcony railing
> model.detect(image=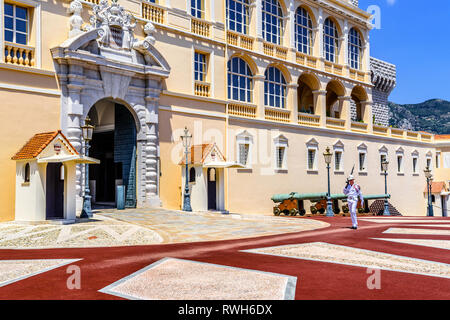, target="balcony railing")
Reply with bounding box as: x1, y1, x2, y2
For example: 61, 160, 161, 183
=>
406, 131, 419, 140
324, 61, 344, 76
326, 117, 346, 129
420, 133, 432, 142
263, 42, 288, 60
349, 68, 366, 82
296, 52, 317, 68
4, 42, 35, 67
351, 121, 368, 132
226, 31, 254, 50
194, 81, 210, 97
373, 124, 389, 135
298, 112, 320, 127
142, 2, 165, 24
265, 106, 291, 123
390, 128, 404, 138
191, 17, 211, 37
227, 102, 257, 118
